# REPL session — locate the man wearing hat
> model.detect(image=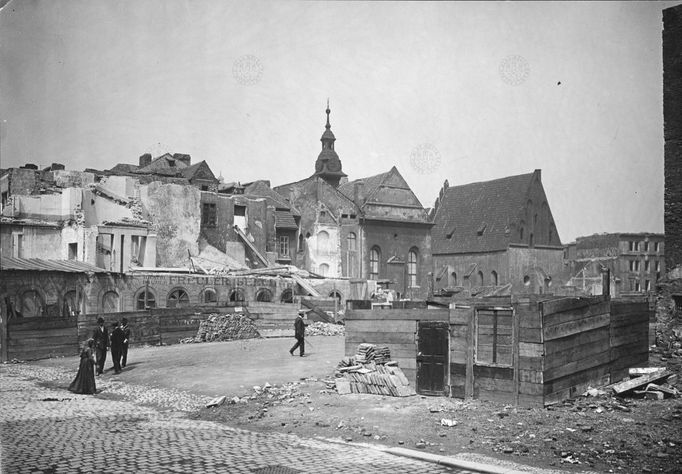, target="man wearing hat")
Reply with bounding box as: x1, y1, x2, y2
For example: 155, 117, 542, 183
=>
289, 310, 307, 357
92, 317, 109, 375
